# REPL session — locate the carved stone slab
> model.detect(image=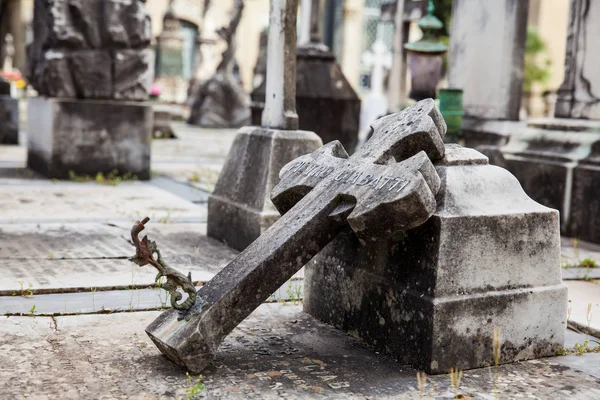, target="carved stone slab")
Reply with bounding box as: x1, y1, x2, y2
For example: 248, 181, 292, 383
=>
448, 0, 528, 120
145, 99, 447, 373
